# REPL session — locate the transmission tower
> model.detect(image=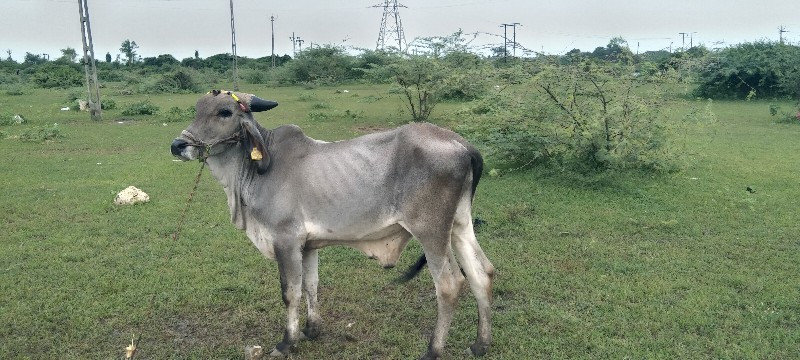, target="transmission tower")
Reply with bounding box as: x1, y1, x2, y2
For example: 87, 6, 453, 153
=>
372, 0, 407, 52
77, 0, 101, 121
